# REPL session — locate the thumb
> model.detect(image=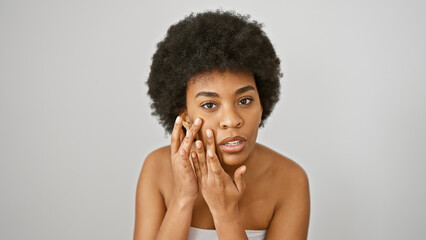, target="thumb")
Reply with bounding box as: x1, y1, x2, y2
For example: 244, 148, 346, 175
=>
234, 165, 247, 193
